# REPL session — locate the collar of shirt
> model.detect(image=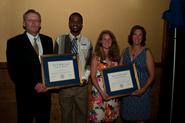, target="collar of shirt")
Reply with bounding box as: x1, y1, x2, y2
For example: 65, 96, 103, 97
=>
26, 32, 40, 46
26, 32, 43, 58
69, 33, 82, 42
